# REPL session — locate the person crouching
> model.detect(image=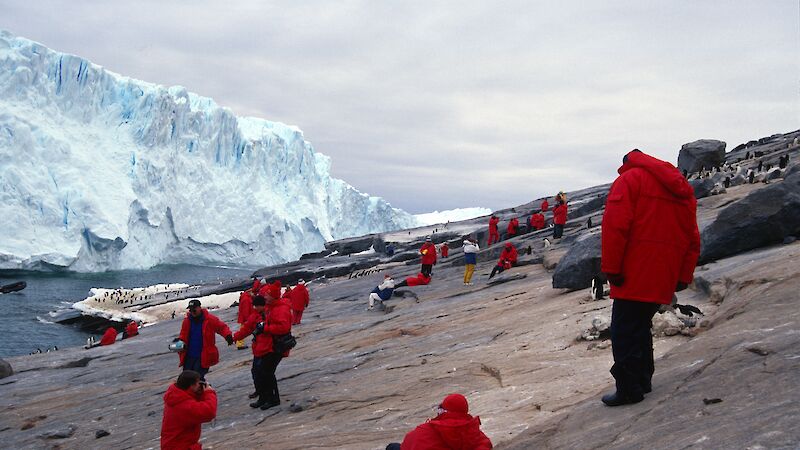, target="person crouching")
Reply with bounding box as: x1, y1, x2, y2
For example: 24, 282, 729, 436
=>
160, 370, 217, 450
232, 281, 293, 410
